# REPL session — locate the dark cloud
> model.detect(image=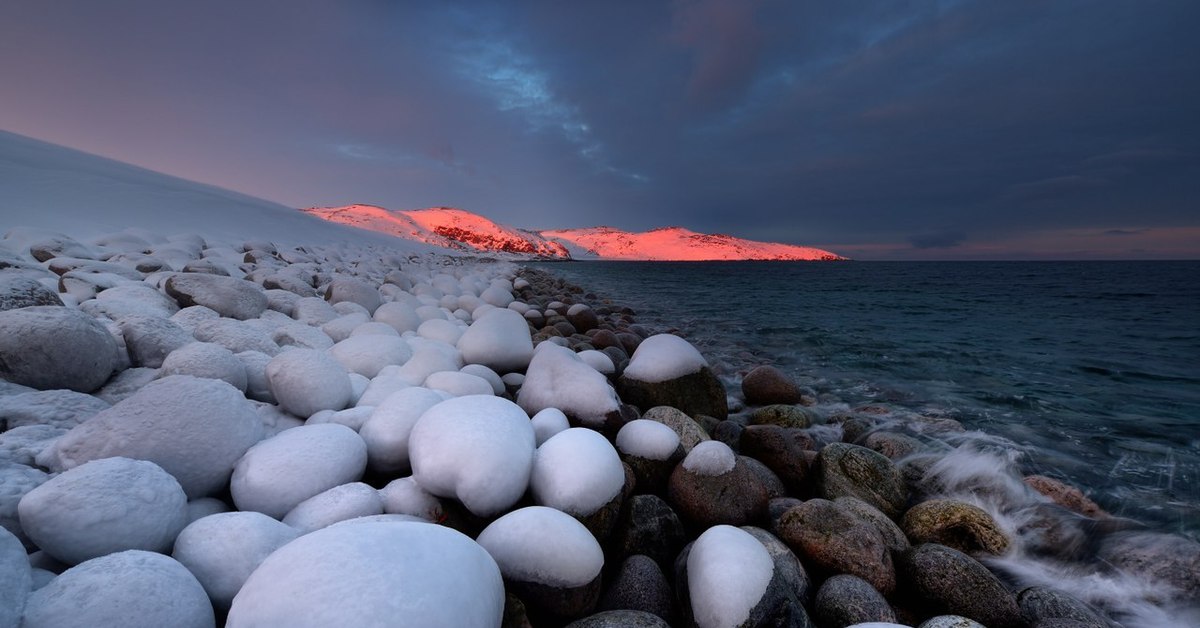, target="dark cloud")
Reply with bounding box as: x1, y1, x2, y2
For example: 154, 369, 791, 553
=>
0, 0, 1197, 259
